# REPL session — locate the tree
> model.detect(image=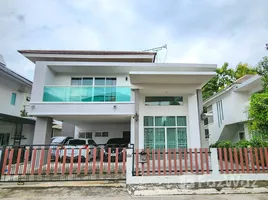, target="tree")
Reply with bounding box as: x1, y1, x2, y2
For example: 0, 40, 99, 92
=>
202, 62, 235, 100
202, 62, 257, 100
247, 56, 268, 138
248, 92, 268, 138
234, 63, 257, 80
256, 56, 268, 91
